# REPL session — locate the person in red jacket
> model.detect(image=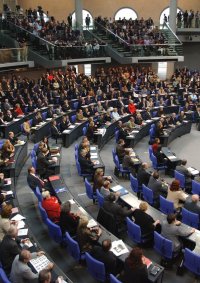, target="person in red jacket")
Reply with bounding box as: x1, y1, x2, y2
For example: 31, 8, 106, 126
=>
42, 191, 61, 223
14, 103, 24, 117
128, 100, 136, 114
